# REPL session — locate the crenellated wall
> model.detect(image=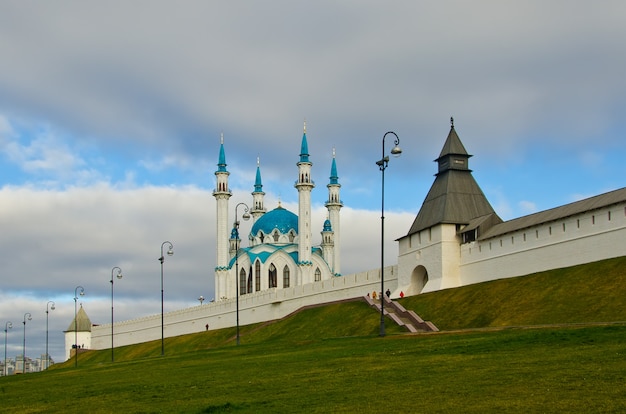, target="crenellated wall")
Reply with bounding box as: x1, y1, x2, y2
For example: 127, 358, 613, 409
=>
459, 203, 626, 285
